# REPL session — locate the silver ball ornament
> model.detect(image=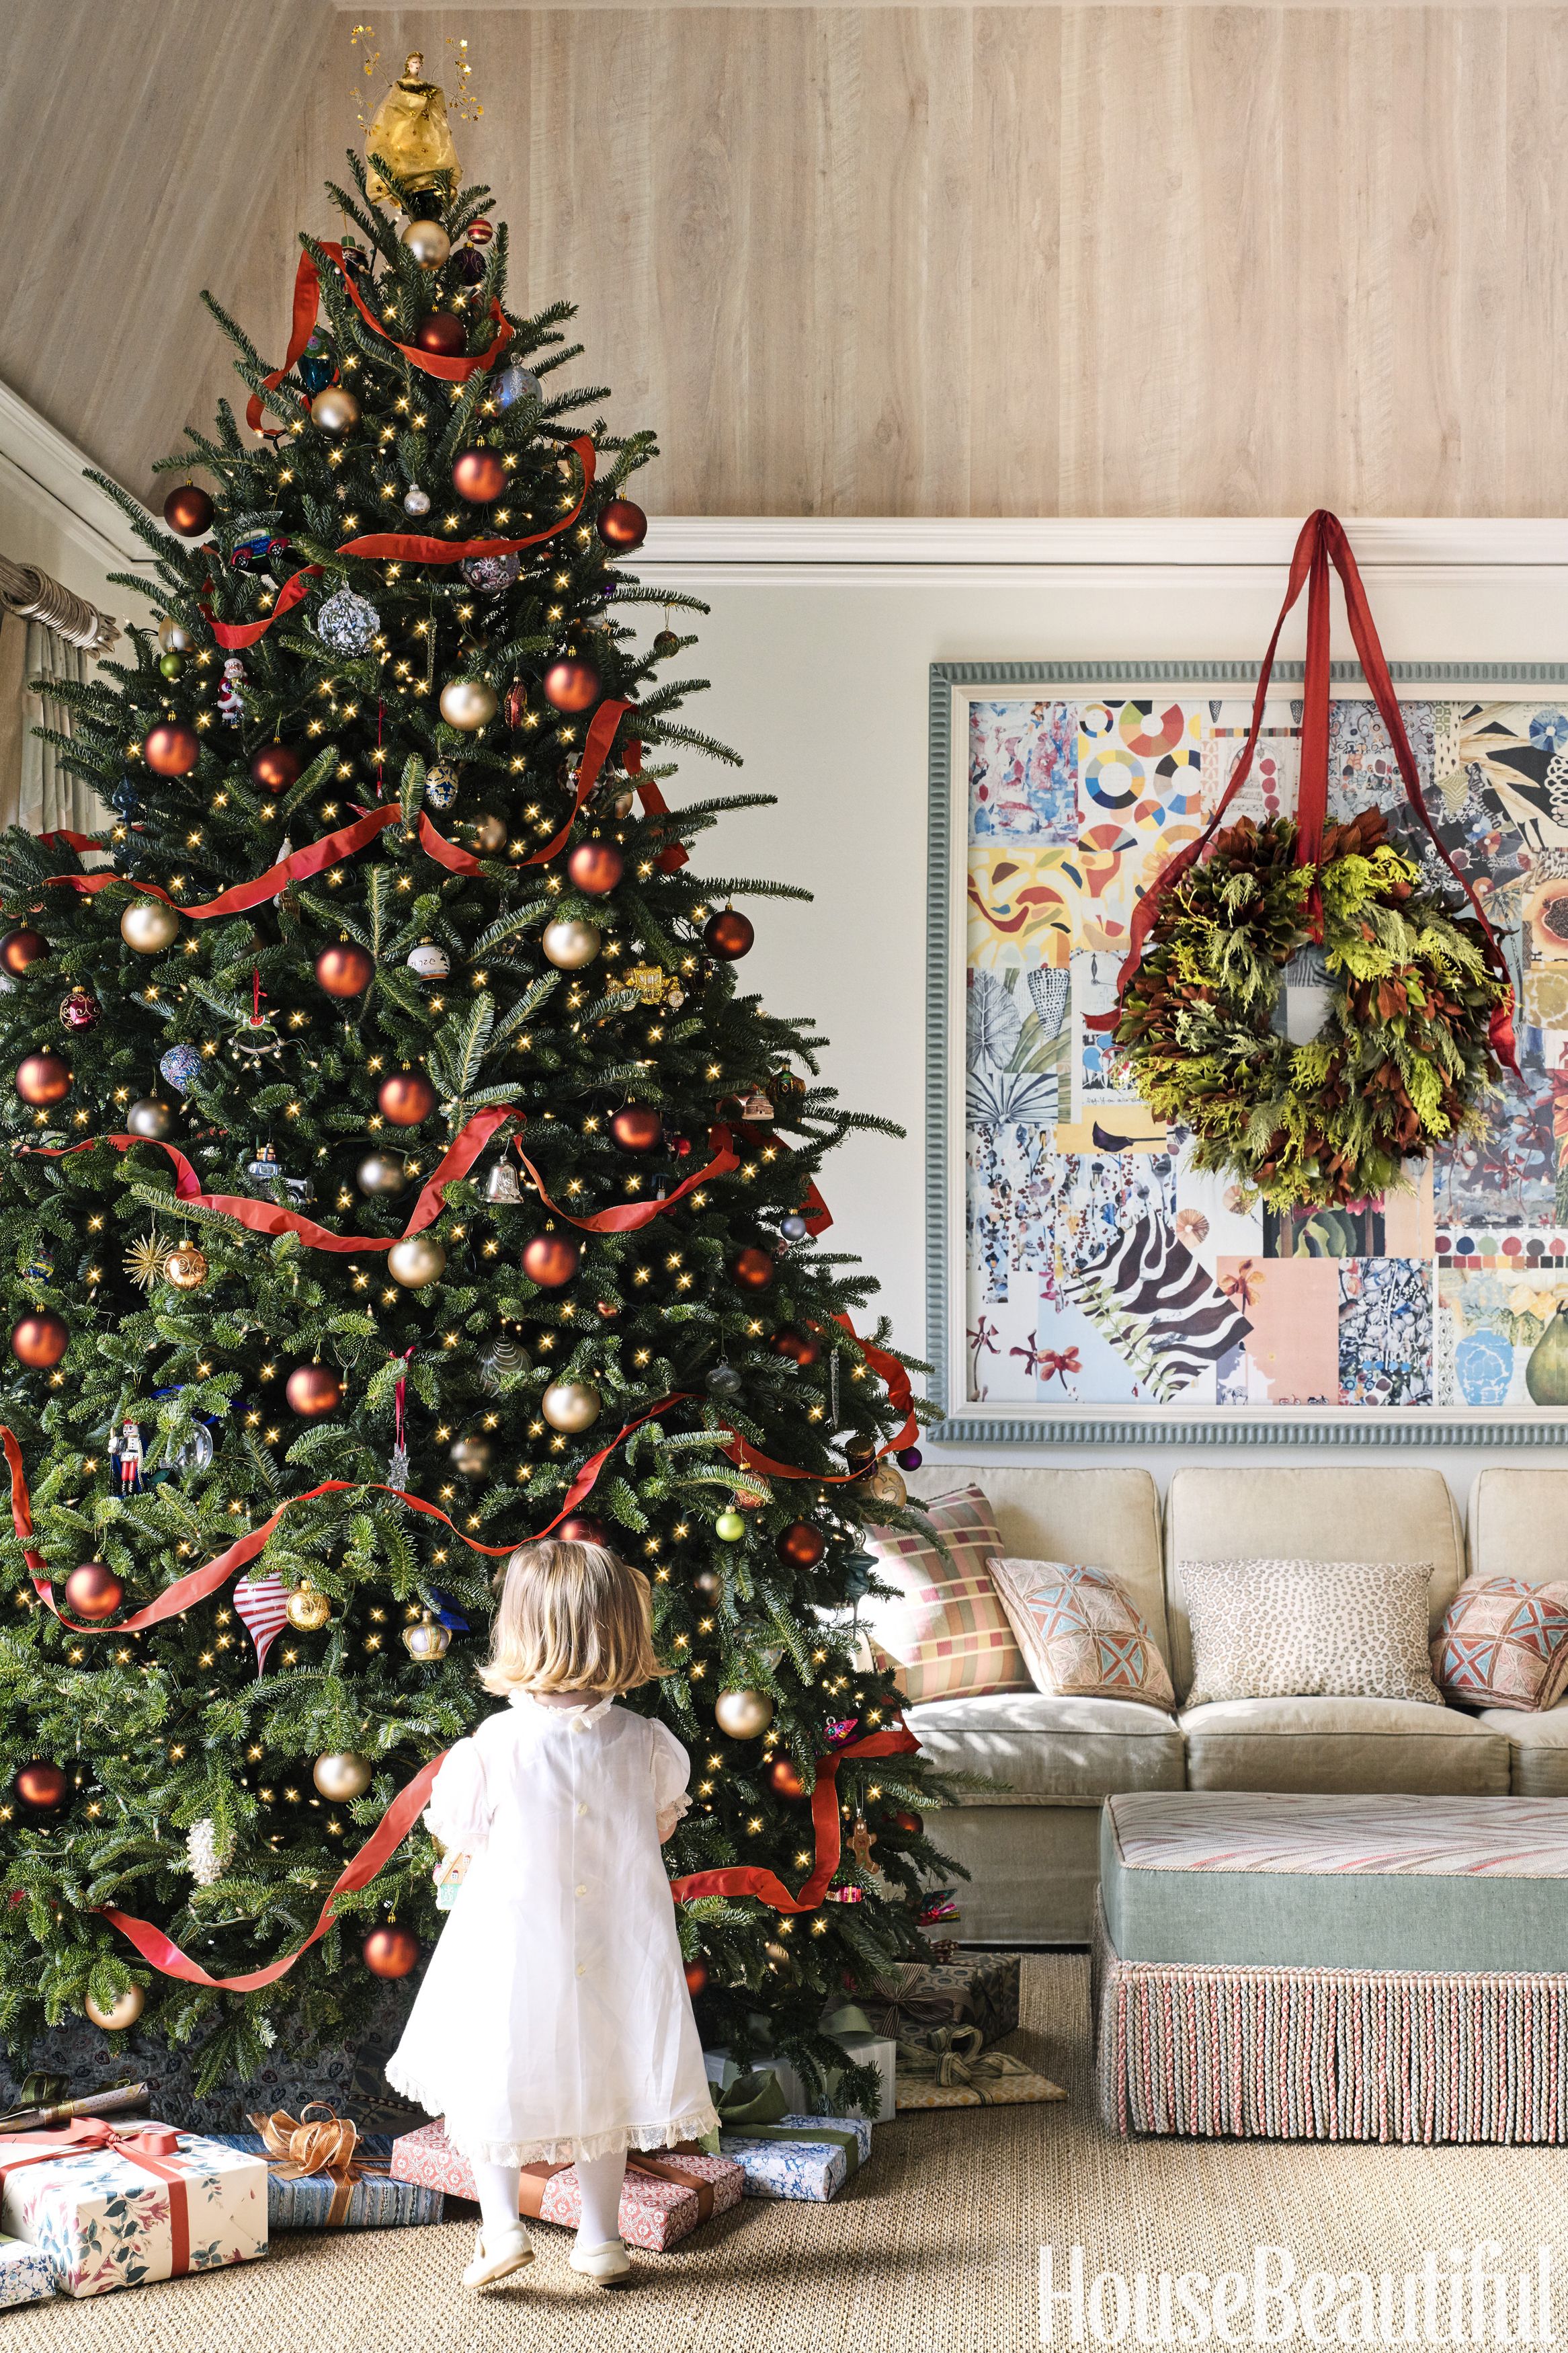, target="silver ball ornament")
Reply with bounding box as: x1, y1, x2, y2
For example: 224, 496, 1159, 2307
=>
126, 1097, 175, 1141
401, 218, 451, 269
387, 1235, 446, 1289
312, 1750, 373, 1800
356, 1152, 409, 1198
309, 385, 361, 434
407, 943, 450, 980
450, 1435, 493, 1478
439, 678, 499, 731
120, 899, 181, 955
541, 918, 601, 970
715, 1688, 775, 1741
157, 617, 194, 655
403, 485, 432, 518
541, 1379, 602, 1433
